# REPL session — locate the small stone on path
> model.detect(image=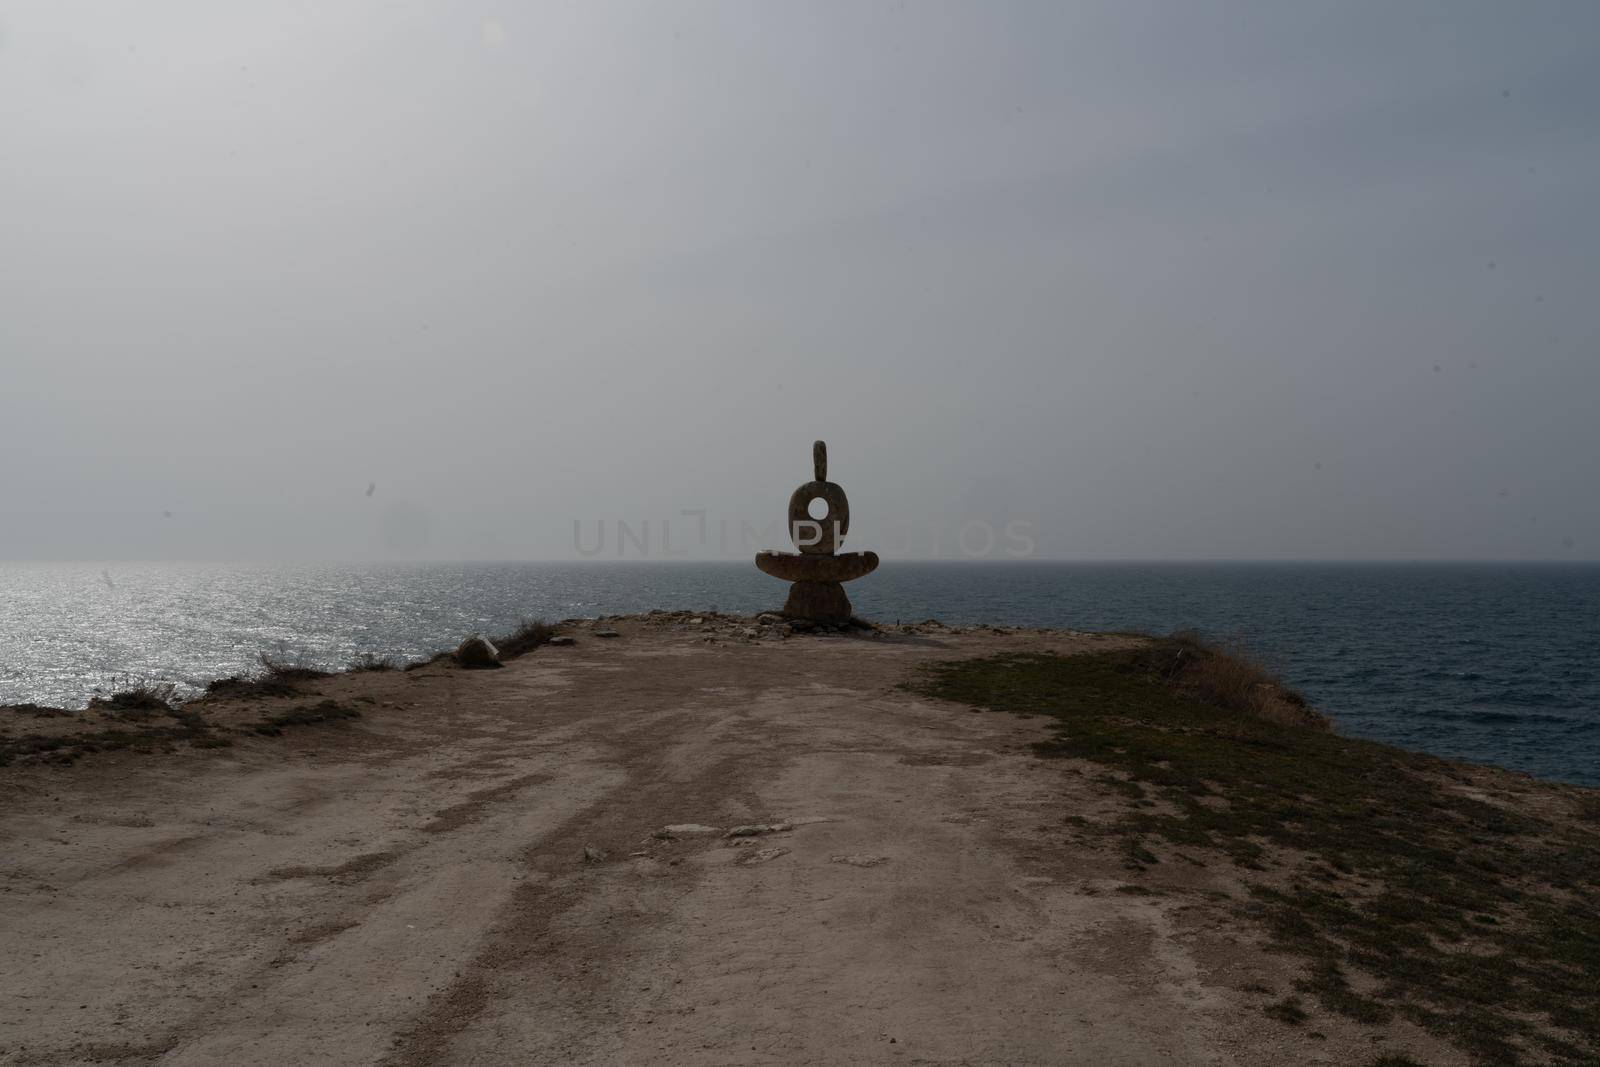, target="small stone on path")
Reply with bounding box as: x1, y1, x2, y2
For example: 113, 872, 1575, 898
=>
738, 847, 789, 866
